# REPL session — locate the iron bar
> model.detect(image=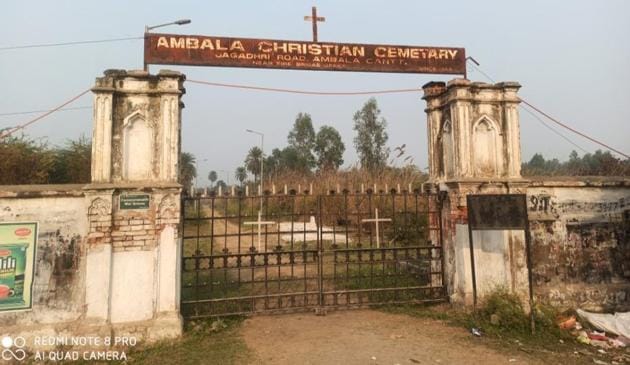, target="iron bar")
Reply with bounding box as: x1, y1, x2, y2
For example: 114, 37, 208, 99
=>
181, 191, 445, 319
